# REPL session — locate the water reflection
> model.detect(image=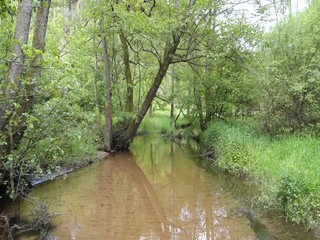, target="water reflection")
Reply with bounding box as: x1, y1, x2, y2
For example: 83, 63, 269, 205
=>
19, 135, 316, 239
131, 136, 256, 239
